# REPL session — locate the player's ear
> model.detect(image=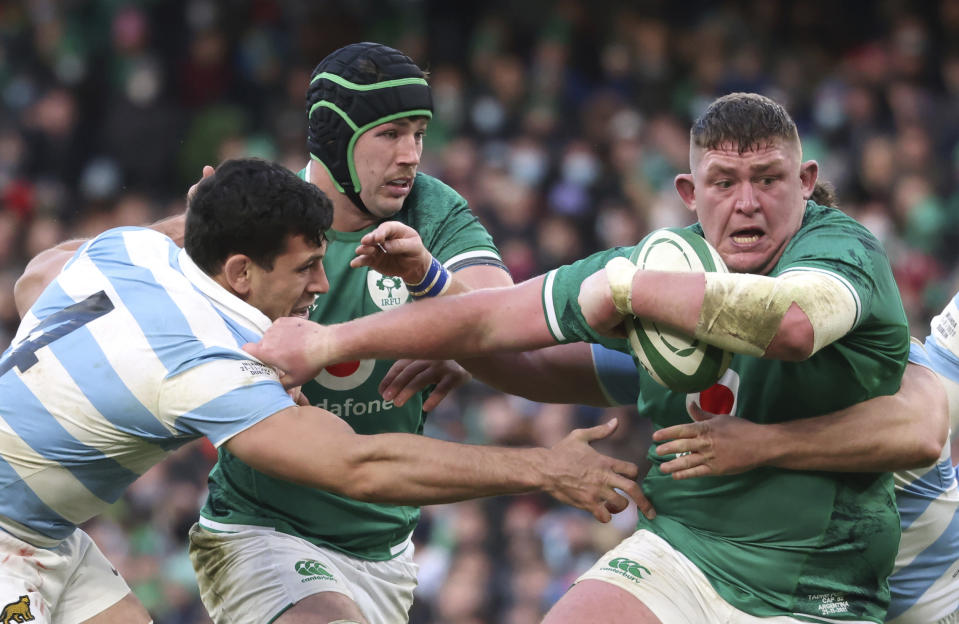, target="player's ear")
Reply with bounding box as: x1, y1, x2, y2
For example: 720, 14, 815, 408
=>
221, 254, 253, 296
799, 160, 819, 199
675, 174, 696, 212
